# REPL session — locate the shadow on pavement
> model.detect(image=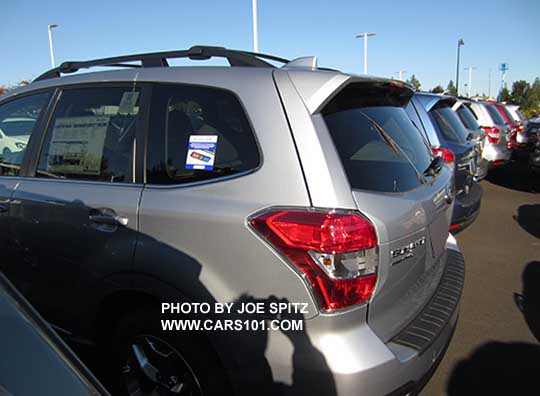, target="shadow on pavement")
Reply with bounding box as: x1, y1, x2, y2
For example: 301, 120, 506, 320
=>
514, 205, 540, 239
486, 159, 540, 193
515, 262, 540, 343
447, 342, 540, 396
447, 261, 540, 396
